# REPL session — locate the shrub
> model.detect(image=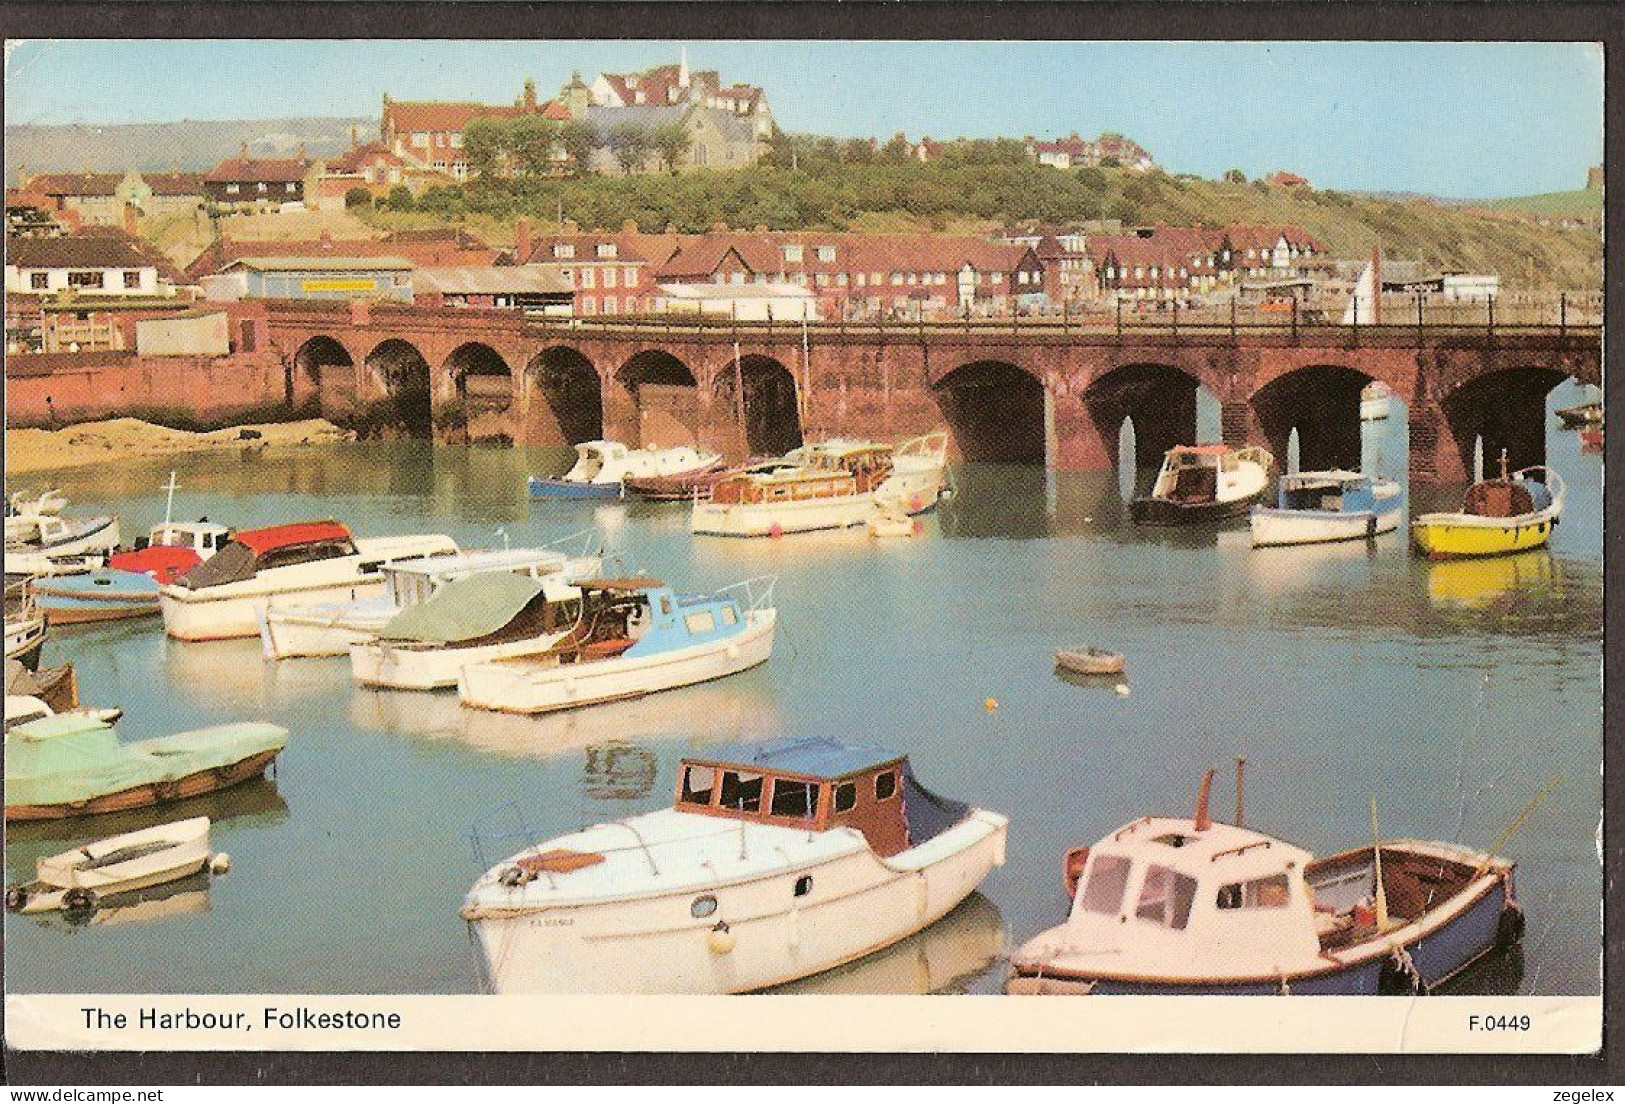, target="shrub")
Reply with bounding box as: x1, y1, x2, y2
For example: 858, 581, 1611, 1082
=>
344, 187, 373, 209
